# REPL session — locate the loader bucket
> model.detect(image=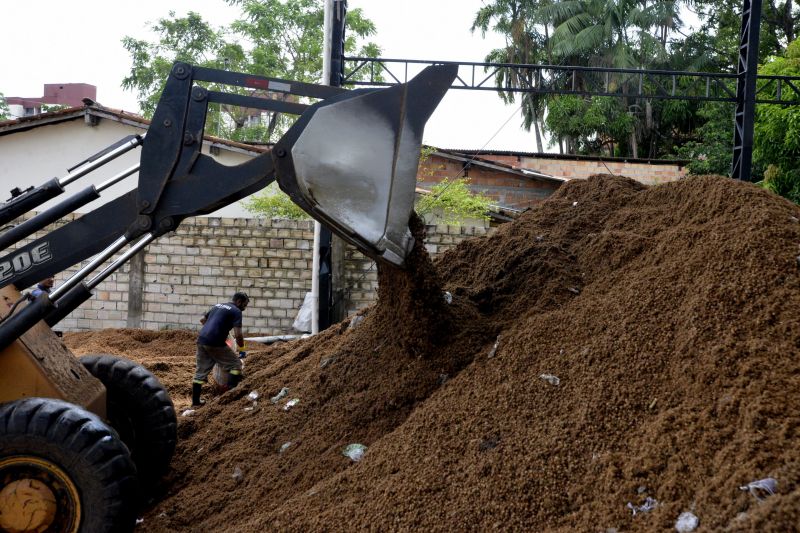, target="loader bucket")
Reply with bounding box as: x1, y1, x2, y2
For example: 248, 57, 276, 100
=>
273, 64, 458, 267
